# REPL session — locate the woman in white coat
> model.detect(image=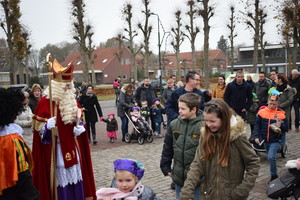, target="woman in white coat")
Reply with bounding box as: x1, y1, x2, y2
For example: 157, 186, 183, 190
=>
15, 91, 33, 127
